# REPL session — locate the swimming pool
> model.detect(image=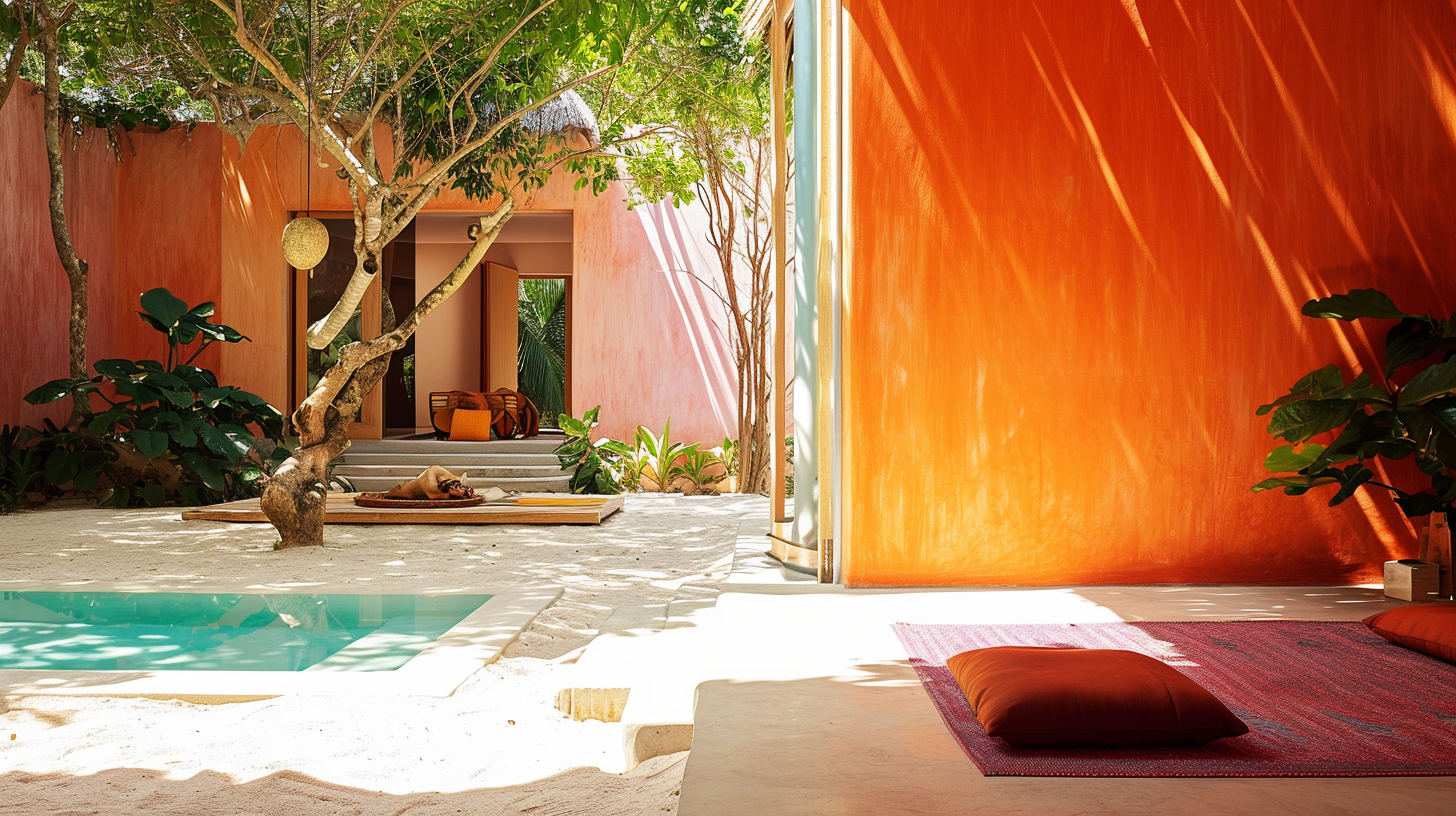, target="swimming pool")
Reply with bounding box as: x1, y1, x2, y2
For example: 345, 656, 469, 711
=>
0, 591, 493, 672
0, 584, 560, 699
